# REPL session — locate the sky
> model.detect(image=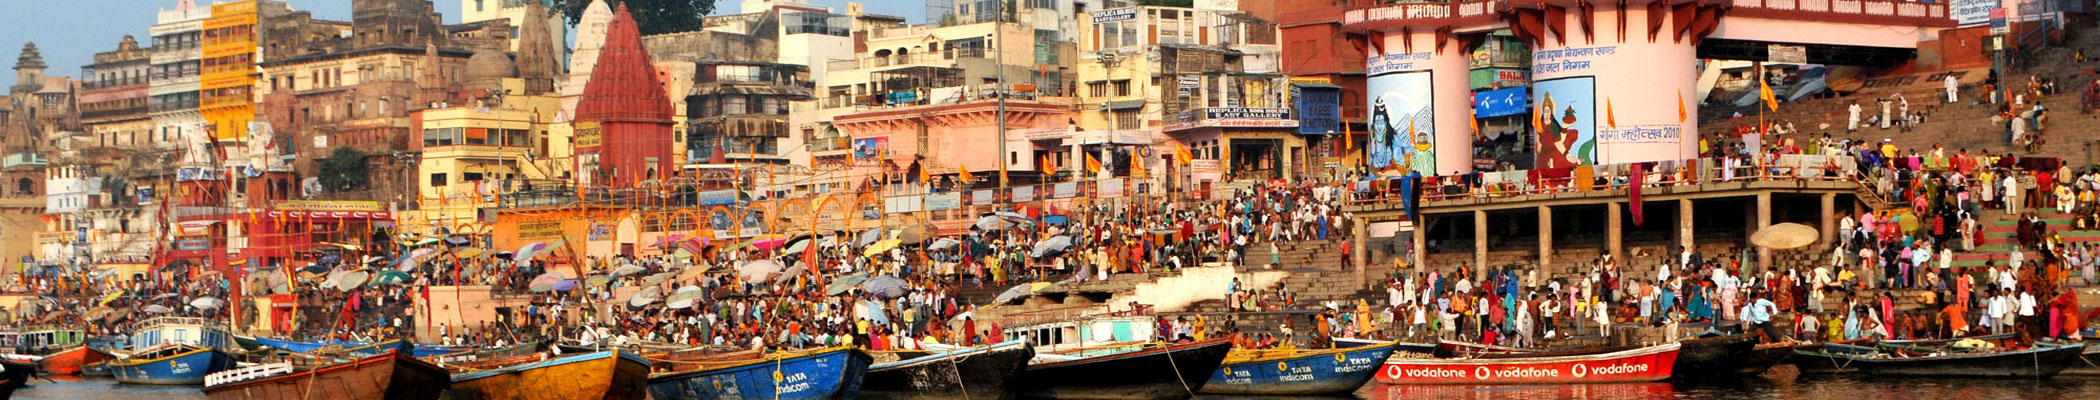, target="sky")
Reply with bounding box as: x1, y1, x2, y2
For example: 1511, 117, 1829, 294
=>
0, 0, 920, 88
